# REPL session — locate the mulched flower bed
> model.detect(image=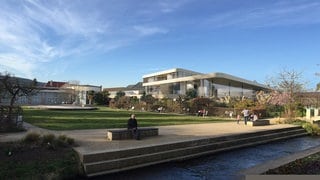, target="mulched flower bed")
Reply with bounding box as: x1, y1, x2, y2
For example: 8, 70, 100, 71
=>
0, 142, 80, 179
265, 152, 320, 174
